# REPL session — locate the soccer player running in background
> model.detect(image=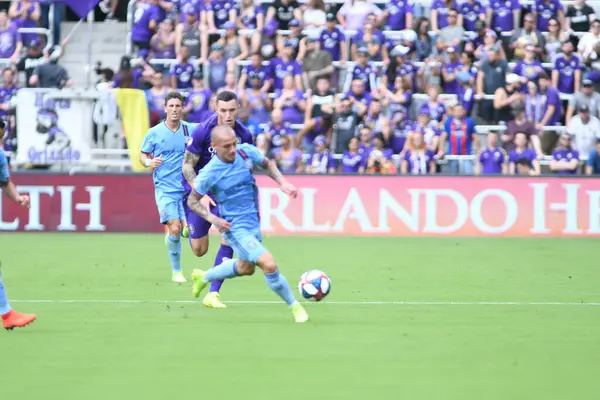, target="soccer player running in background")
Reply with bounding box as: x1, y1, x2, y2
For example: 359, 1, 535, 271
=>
182, 91, 253, 309
140, 92, 196, 283
0, 125, 36, 330
188, 125, 309, 323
